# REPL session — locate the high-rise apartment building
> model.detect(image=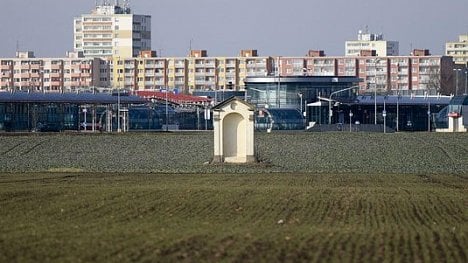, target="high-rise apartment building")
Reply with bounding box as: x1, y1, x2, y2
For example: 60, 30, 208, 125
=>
74, 0, 151, 58
345, 30, 399, 57
445, 34, 468, 65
